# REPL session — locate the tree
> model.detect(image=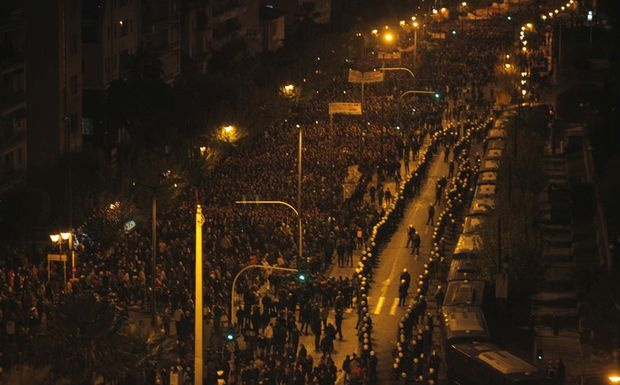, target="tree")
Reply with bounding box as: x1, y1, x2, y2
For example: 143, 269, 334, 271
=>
28, 293, 173, 385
